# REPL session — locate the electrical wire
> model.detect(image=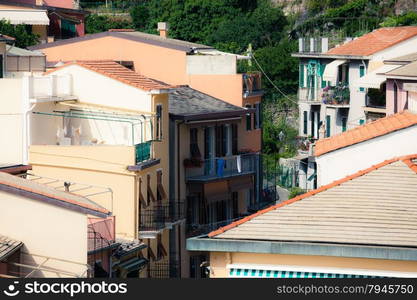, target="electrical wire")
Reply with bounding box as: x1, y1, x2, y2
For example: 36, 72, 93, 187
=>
251, 53, 299, 105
